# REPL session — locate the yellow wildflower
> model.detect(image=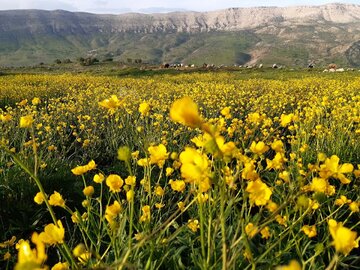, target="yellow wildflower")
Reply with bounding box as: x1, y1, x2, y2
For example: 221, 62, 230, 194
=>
105, 201, 122, 224
39, 220, 65, 245
187, 219, 200, 232
169, 179, 186, 192
106, 174, 124, 193
170, 96, 203, 128
328, 219, 359, 255
0, 114, 12, 122
349, 202, 359, 213
246, 179, 272, 206
93, 173, 105, 183
260, 227, 271, 239
20, 115, 33, 128
139, 102, 151, 116
319, 155, 353, 184
48, 191, 65, 207
245, 223, 258, 238
32, 97, 41, 106
179, 147, 211, 192
117, 146, 131, 162
98, 95, 123, 112
126, 190, 134, 202
335, 195, 351, 206
148, 143, 169, 168
280, 113, 295, 127
177, 201, 185, 211
276, 260, 301, 270
309, 177, 335, 196
140, 205, 151, 222
250, 141, 269, 155
125, 175, 136, 186
51, 262, 69, 270
154, 186, 164, 196
34, 192, 45, 205
83, 186, 94, 197
301, 225, 317, 238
